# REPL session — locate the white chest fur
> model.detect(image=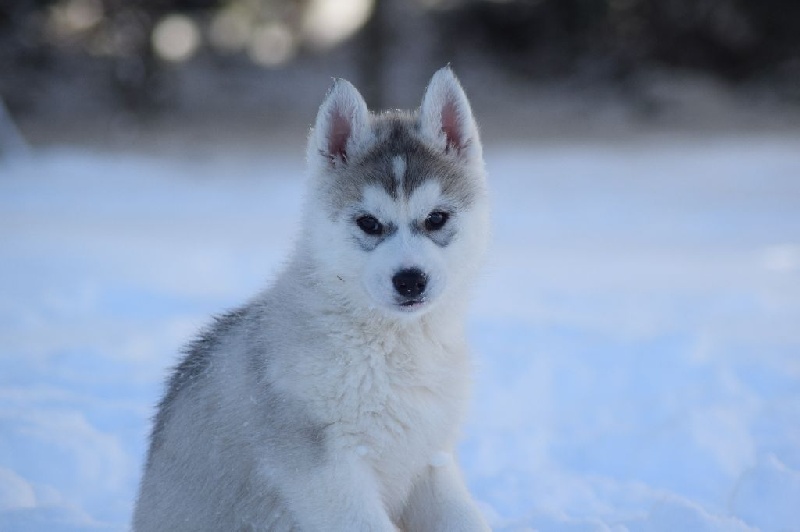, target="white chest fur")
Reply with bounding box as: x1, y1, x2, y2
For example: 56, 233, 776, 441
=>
280, 316, 471, 513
